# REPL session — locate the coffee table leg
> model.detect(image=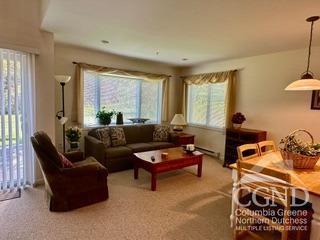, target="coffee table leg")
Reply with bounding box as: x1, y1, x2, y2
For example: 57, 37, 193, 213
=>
197, 160, 202, 177
151, 173, 157, 191
134, 165, 139, 179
